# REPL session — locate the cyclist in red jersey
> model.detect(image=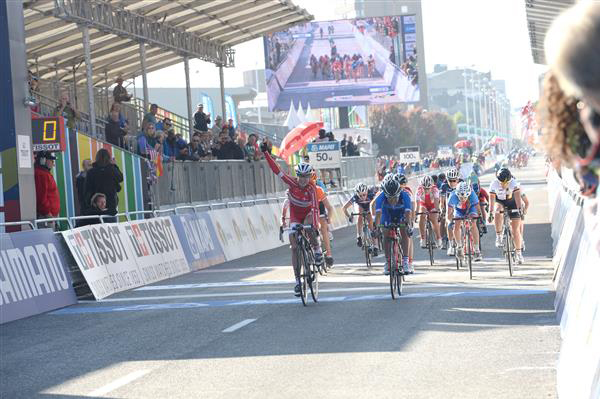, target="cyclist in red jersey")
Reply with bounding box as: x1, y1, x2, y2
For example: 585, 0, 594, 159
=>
262, 144, 322, 296
416, 175, 443, 248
